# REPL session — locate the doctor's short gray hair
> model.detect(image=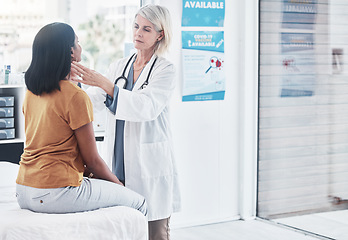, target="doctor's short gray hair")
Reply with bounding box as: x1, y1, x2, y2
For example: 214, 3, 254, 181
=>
136, 4, 172, 56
